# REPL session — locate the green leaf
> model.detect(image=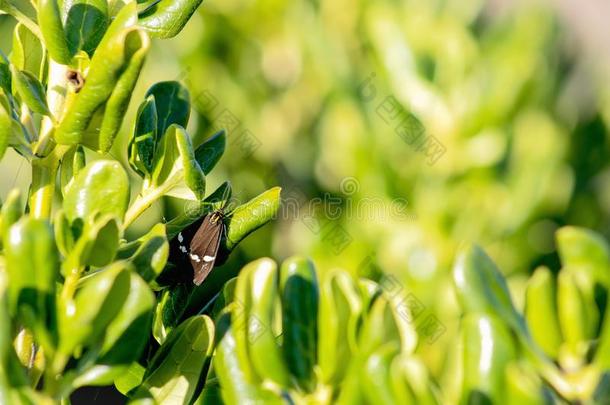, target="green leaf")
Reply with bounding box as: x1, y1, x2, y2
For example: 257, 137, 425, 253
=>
11, 68, 51, 116
152, 283, 193, 344
58, 214, 121, 273
0, 189, 23, 240
138, 0, 204, 39
3, 217, 59, 349
59, 261, 131, 355
358, 295, 403, 355
279, 256, 318, 391
389, 356, 440, 405
0, 54, 11, 95
233, 258, 289, 387
38, 0, 71, 64
557, 270, 595, 362
98, 273, 155, 364
129, 95, 157, 177
134, 315, 215, 404
93, 30, 150, 152
63, 160, 130, 222
524, 267, 562, 359
318, 269, 364, 384
117, 223, 169, 284
461, 313, 517, 404
195, 129, 226, 175
65, 0, 109, 56
85, 214, 121, 267
115, 362, 146, 395
557, 226, 610, 287
11, 23, 44, 79
151, 124, 205, 201
505, 362, 553, 405
59, 145, 86, 196
213, 310, 285, 405
361, 343, 400, 405
453, 244, 525, 335
225, 187, 282, 251
0, 93, 10, 159
145, 81, 190, 141
54, 2, 149, 149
